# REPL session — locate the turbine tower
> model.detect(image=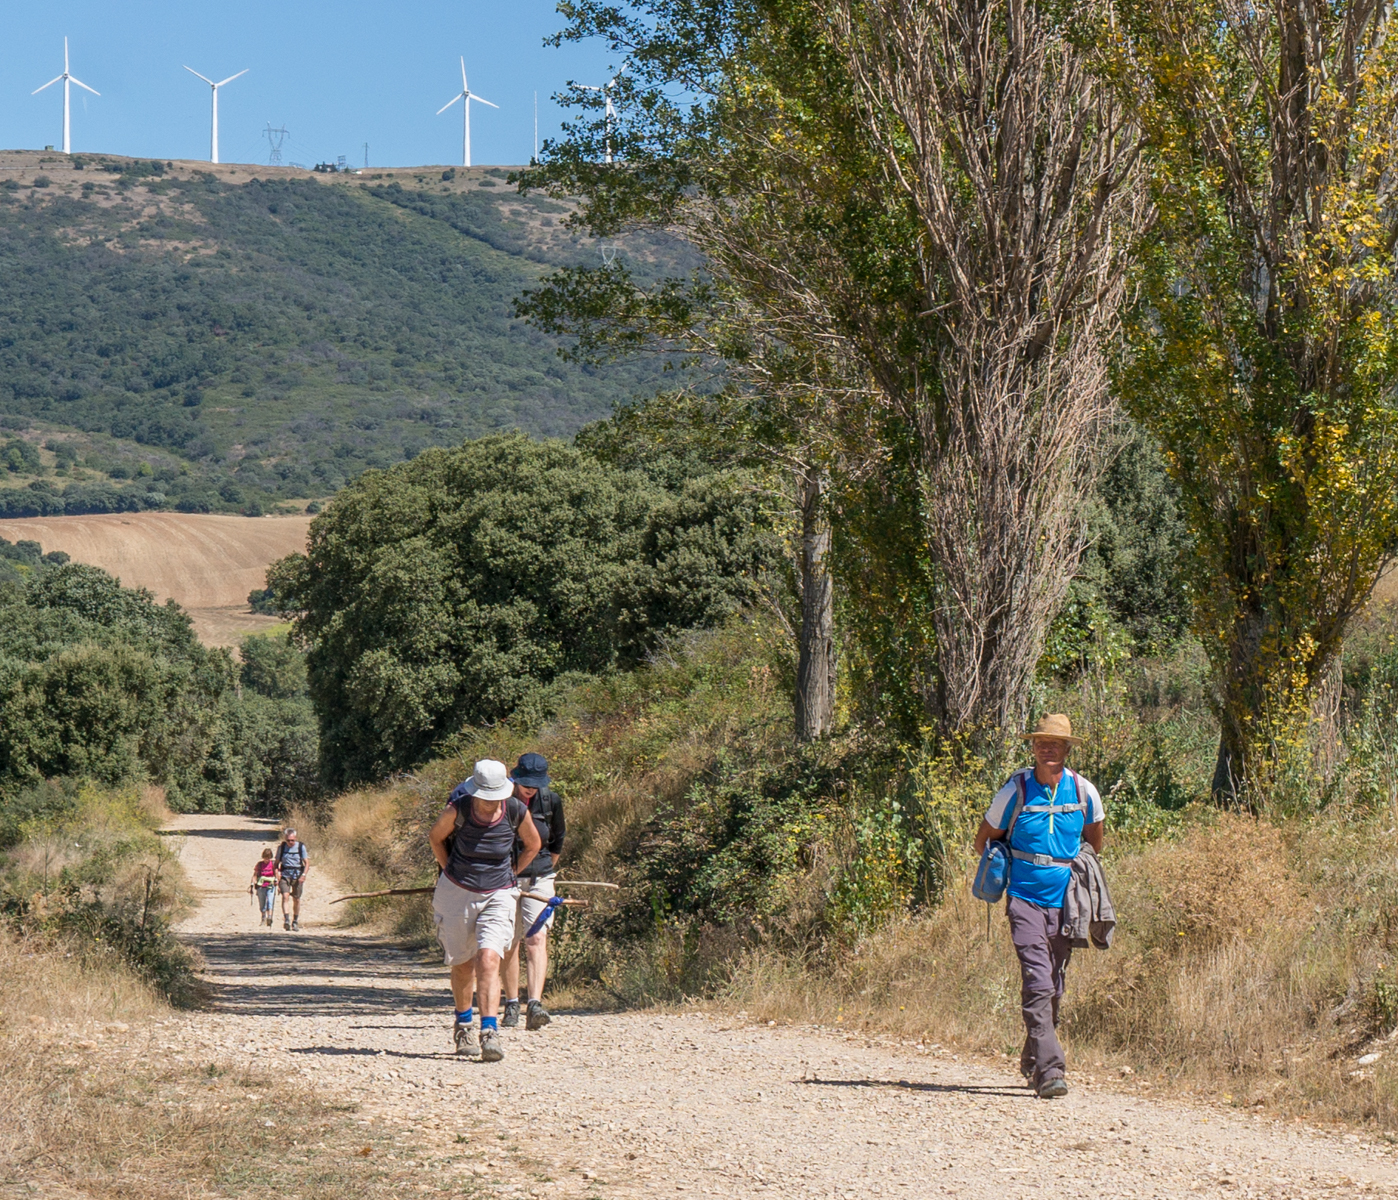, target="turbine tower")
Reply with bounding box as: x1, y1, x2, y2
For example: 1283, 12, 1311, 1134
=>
436, 58, 497, 168
184, 66, 248, 164
32, 38, 99, 155
581, 70, 623, 164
